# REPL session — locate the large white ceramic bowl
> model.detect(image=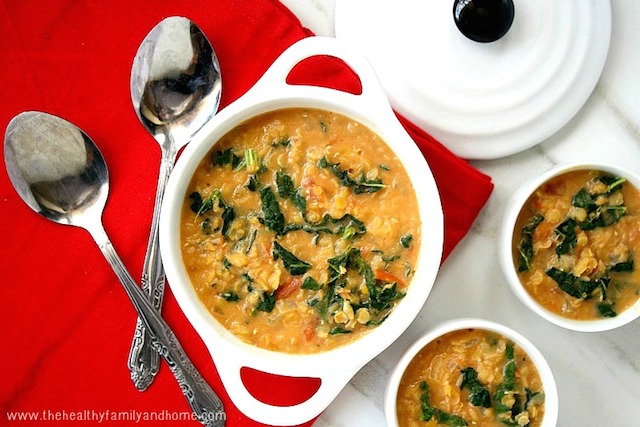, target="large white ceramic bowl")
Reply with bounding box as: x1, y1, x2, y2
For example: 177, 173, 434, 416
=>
385, 318, 558, 427
159, 36, 444, 425
499, 162, 640, 332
